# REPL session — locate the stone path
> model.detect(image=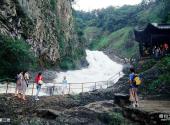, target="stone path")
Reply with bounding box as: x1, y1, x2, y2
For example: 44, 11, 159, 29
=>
123, 100, 170, 125
138, 100, 170, 113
